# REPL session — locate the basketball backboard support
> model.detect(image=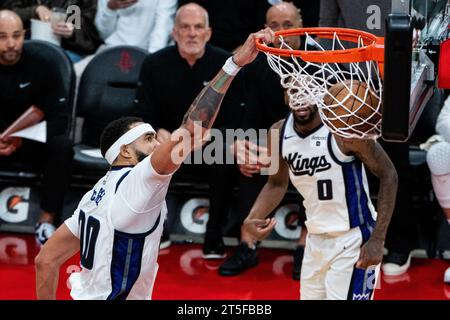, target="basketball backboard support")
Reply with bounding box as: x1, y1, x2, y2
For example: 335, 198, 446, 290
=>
382, 0, 449, 142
